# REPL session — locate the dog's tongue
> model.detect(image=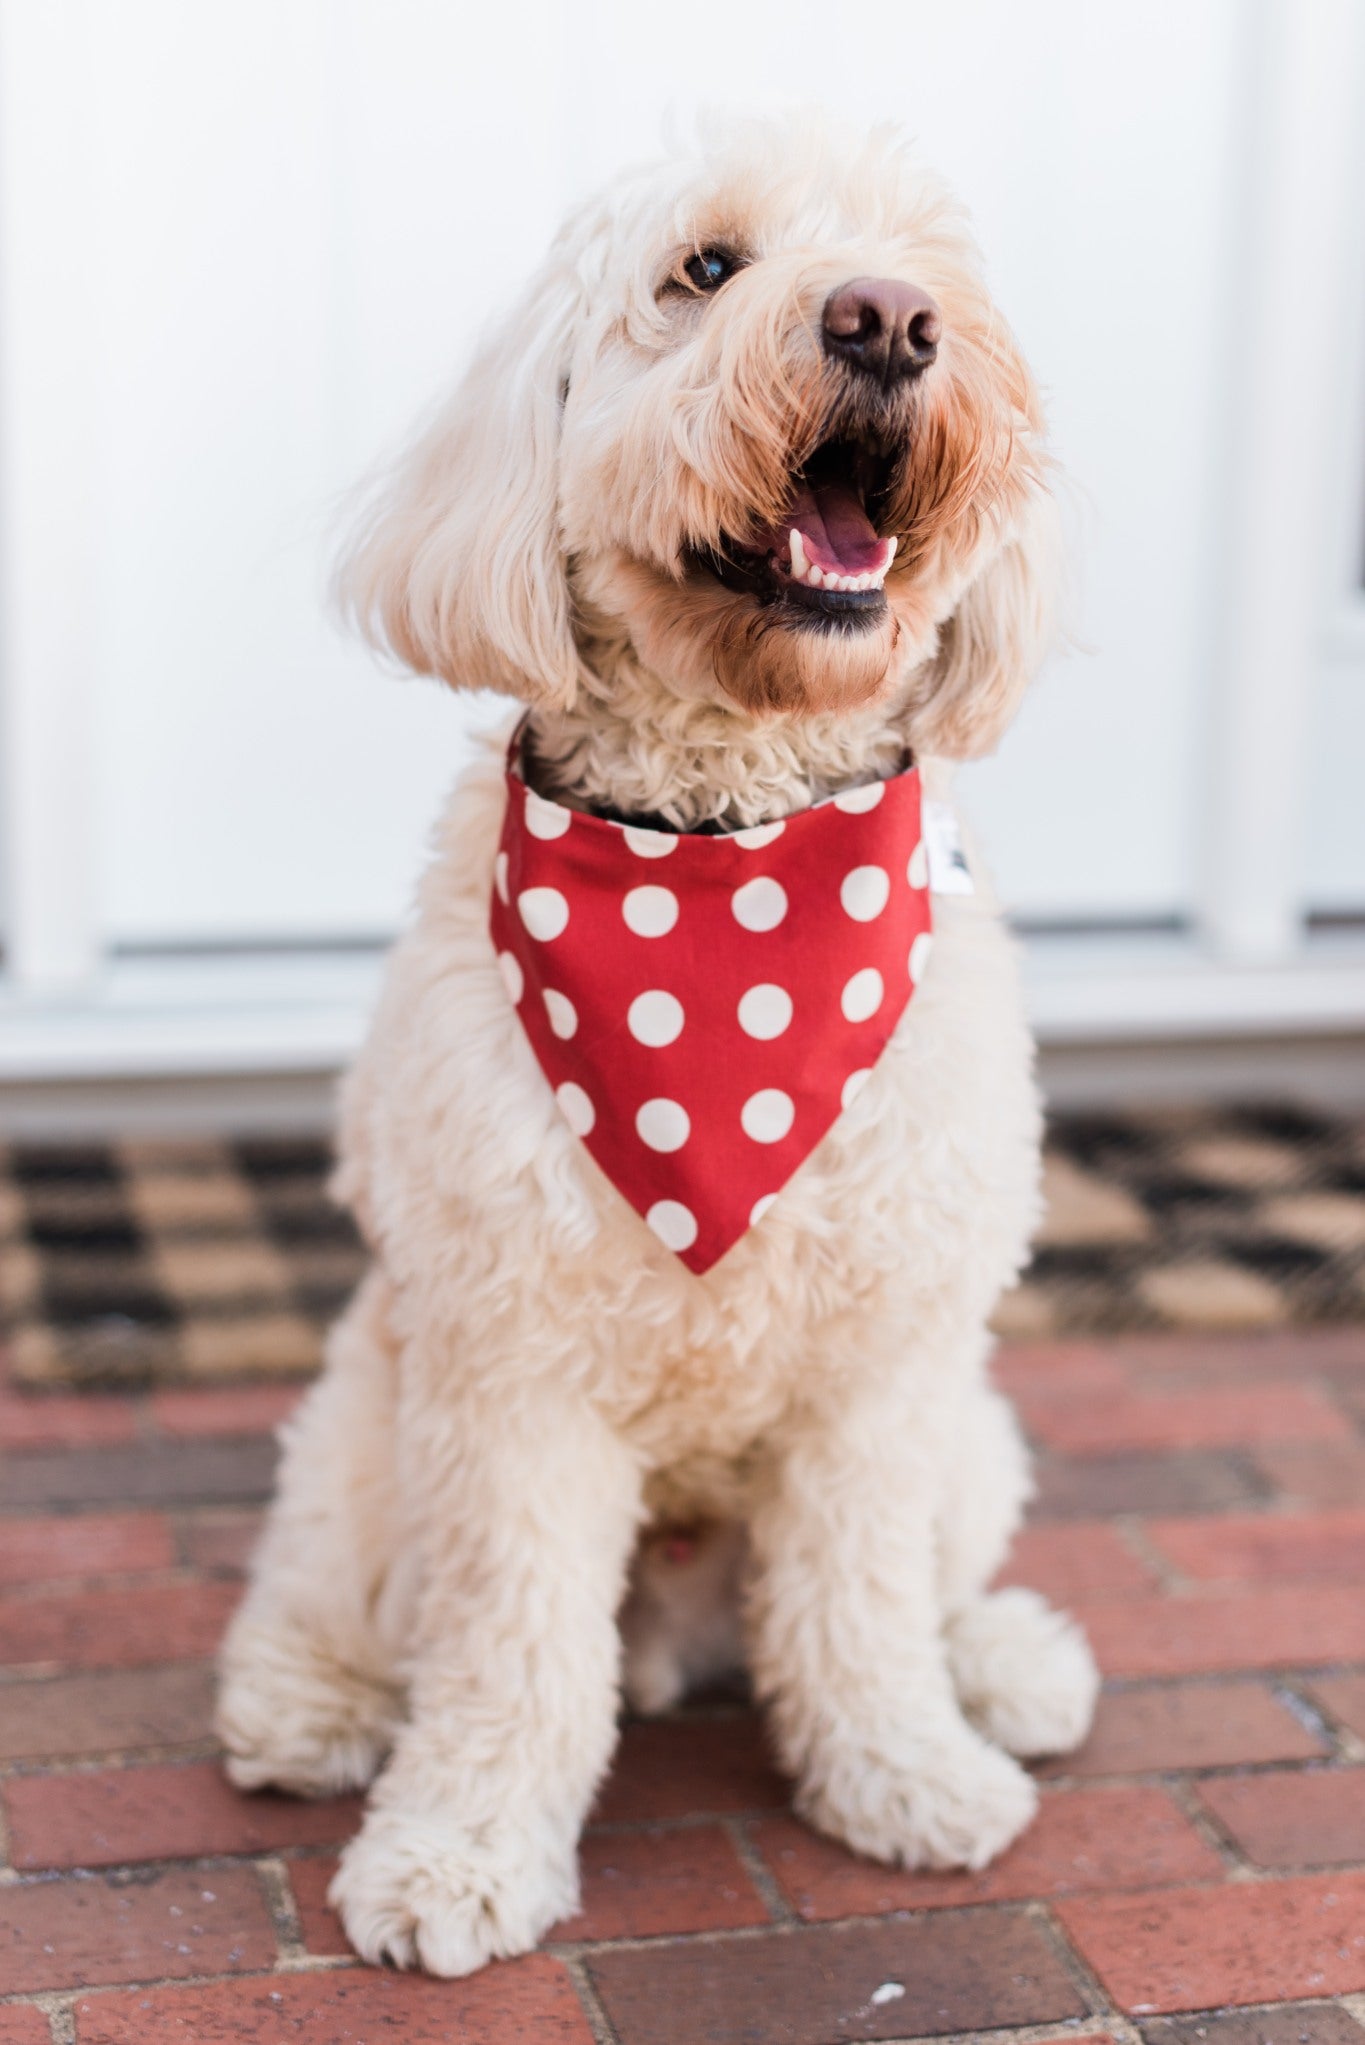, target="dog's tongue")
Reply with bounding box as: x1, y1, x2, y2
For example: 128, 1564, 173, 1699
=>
757, 479, 893, 577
